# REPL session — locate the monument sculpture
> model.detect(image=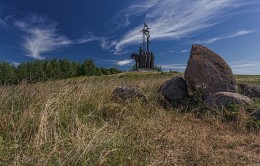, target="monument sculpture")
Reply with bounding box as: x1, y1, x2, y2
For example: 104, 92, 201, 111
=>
131, 22, 155, 70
